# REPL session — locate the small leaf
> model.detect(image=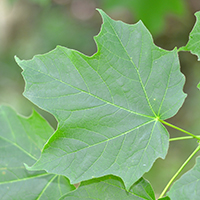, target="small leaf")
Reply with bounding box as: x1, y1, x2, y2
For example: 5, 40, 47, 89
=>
180, 11, 200, 60
167, 156, 200, 200
60, 176, 155, 200
16, 9, 186, 190
0, 106, 75, 199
